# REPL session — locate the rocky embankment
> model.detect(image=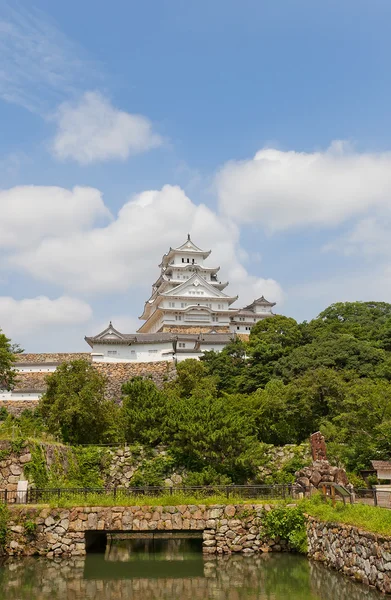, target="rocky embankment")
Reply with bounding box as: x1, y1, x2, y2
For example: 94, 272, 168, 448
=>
307, 517, 391, 595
